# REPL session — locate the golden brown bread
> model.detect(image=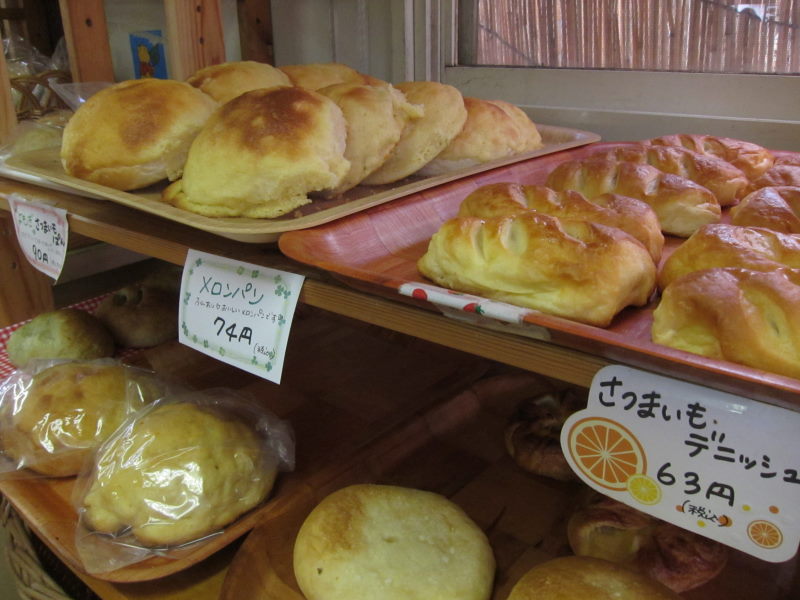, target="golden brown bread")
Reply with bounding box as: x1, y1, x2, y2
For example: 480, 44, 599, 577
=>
278, 62, 365, 90
458, 182, 664, 260
95, 284, 178, 348
505, 388, 584, 481
487, 99, 543, 151
362, 81, 467, 185
730, 186, 800, 233
776, 154, 800, 167
419, 97, 542, 175
749, 164, 800, 191
186, 60, 291, 104
507, 556, 681, 600
1, 361, 156, 477
646, 133, 774, 179
591, 143, 749, 206
61, 79, 217, 190
657, 223, 800, 289
162, 86, 349, 218
652, 267, 800, 379
545, 158, 721, 237
293, 484, 495, 600
318, 81, 422, 194
567, 495, 728, 593
417, 212, 656, 327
